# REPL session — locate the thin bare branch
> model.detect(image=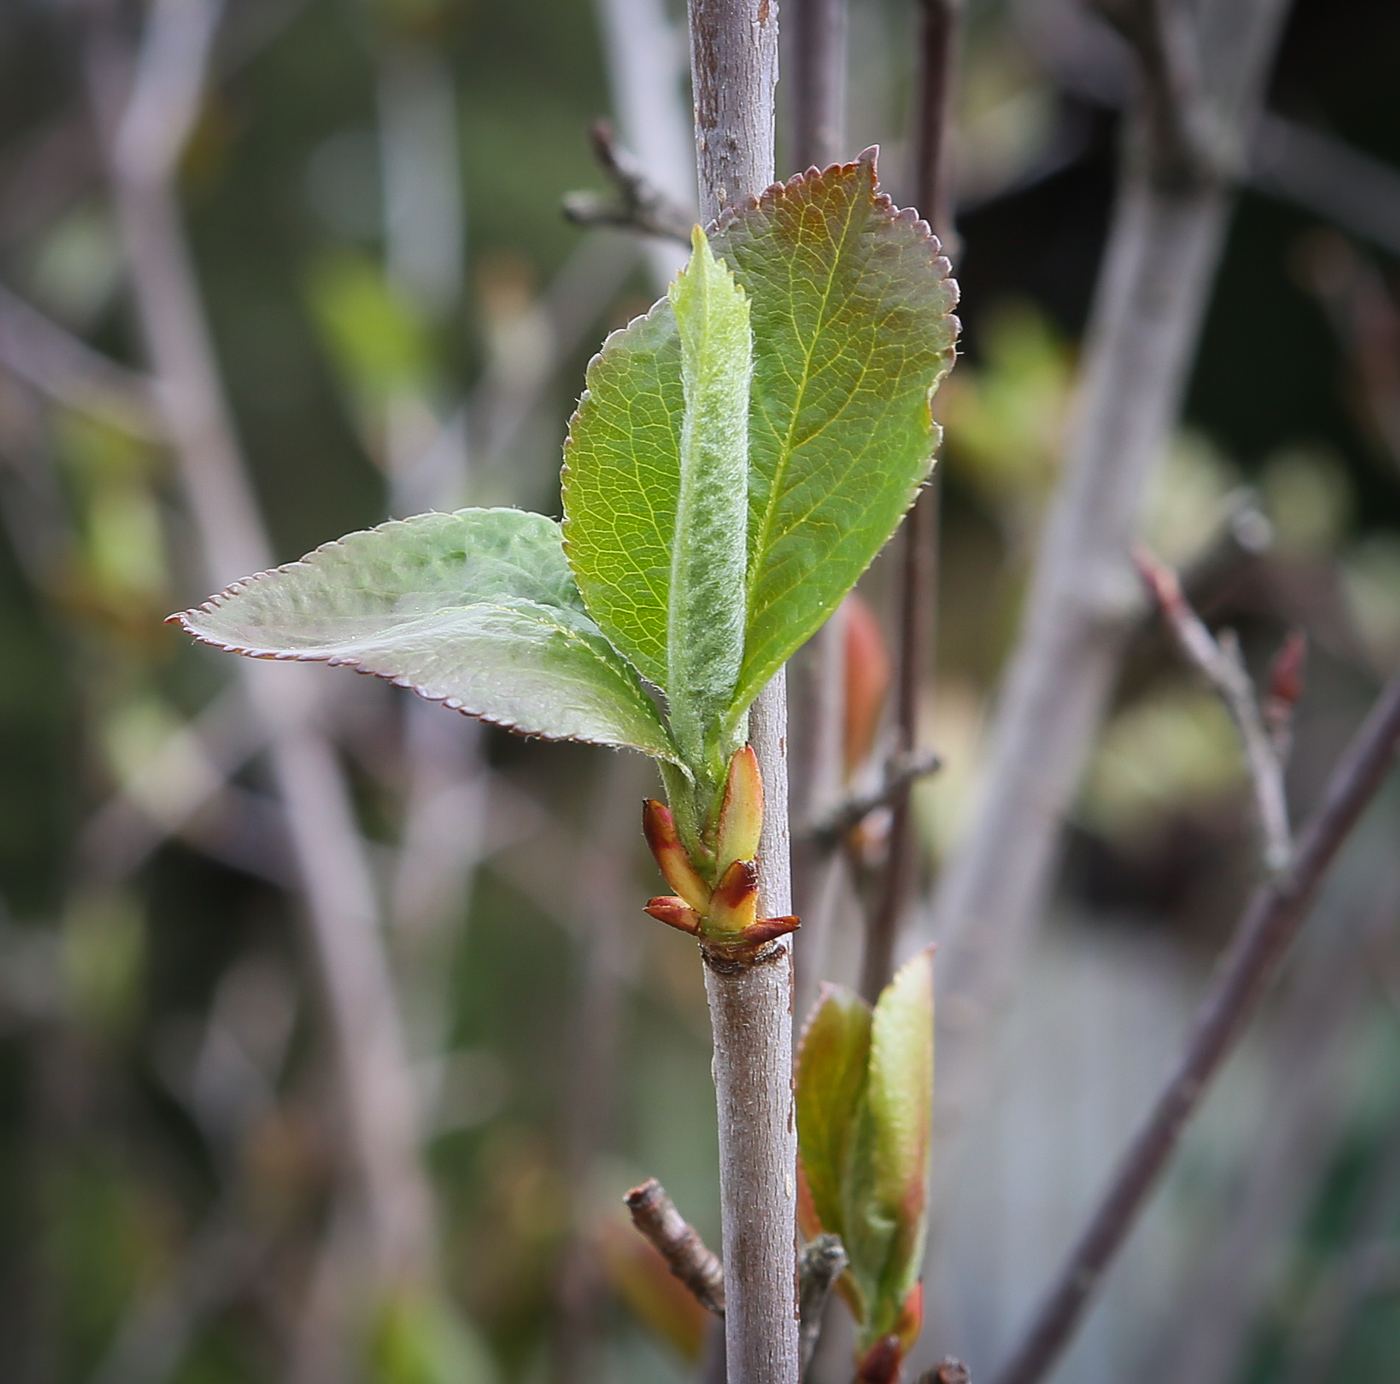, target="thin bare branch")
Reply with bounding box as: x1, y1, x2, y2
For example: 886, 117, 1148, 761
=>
1135, 546, 1293, 875
798, 1235, 848, 1378
926, 0, 1293, 1225
625, 1178, 726, 1316
863, 0, 961, 1004
804, 749, 943, 848
0, 279, 158, 437
989, 662, 1400, 1384
563, 121, 694, 244
1249, 113, 1400, 261
593, 0, 694, 286
86, 0, 438, 1299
